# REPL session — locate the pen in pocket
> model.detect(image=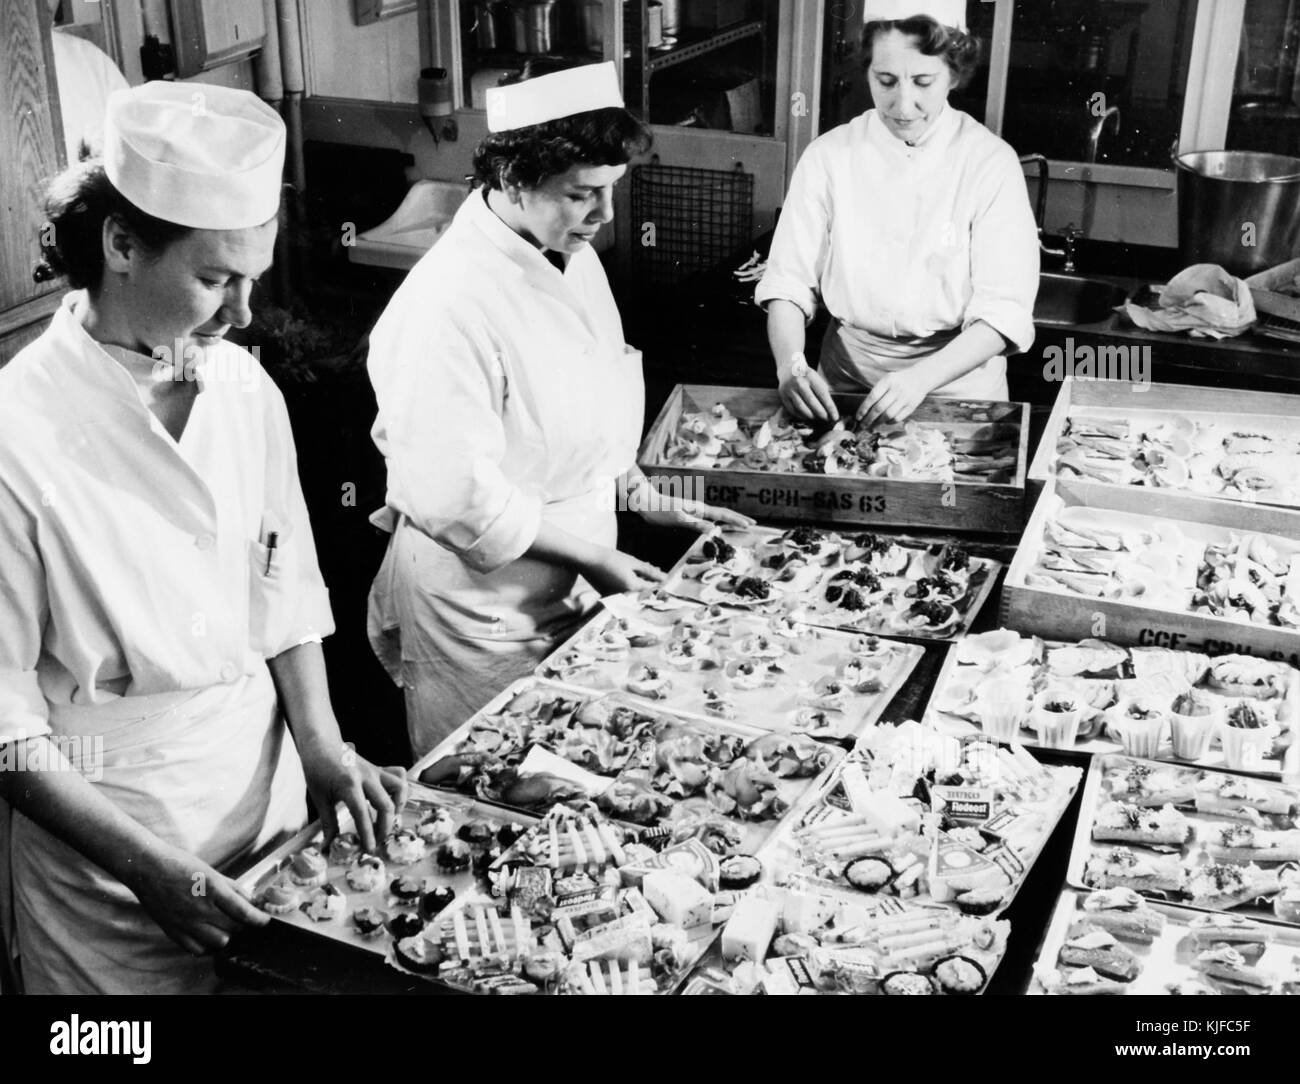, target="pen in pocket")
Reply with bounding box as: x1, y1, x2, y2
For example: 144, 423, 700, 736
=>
265, 531, 278, 575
